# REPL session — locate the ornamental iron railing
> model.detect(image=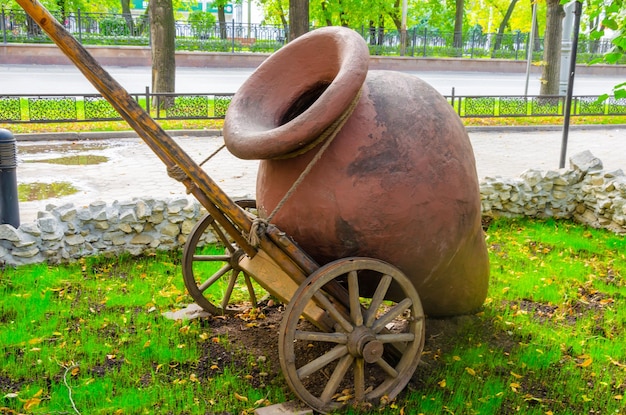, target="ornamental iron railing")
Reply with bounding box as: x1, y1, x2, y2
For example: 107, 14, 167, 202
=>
0, 92, 234, 123
452, 95, 626, 118
1, 91, 624, 124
